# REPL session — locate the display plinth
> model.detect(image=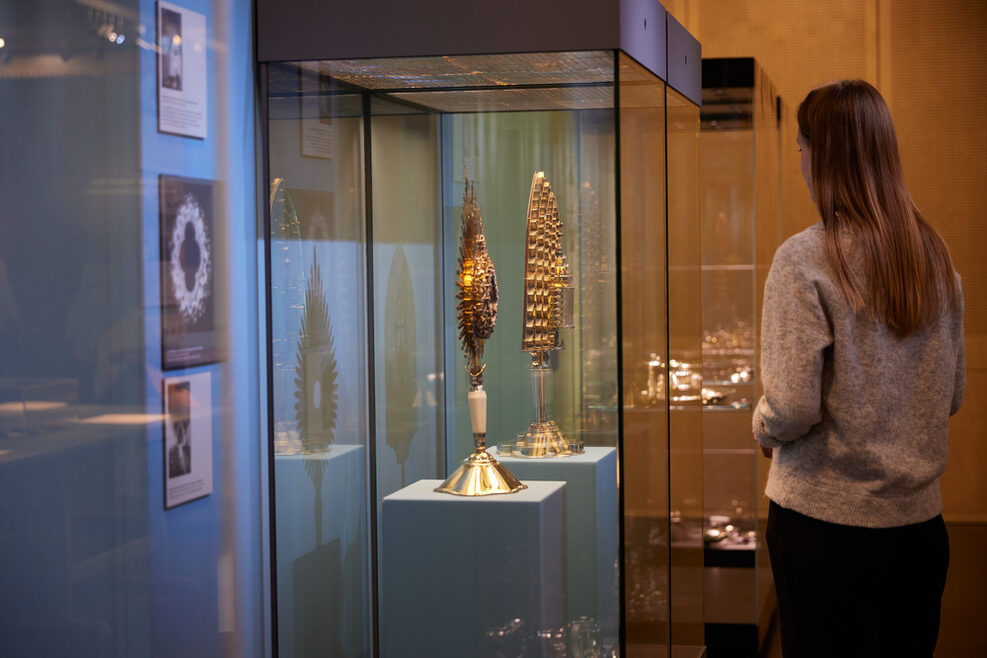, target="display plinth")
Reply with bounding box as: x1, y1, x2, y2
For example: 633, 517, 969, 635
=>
274, 445, 367, 658
494, 446, 618, 642
381, 479, 565, 658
